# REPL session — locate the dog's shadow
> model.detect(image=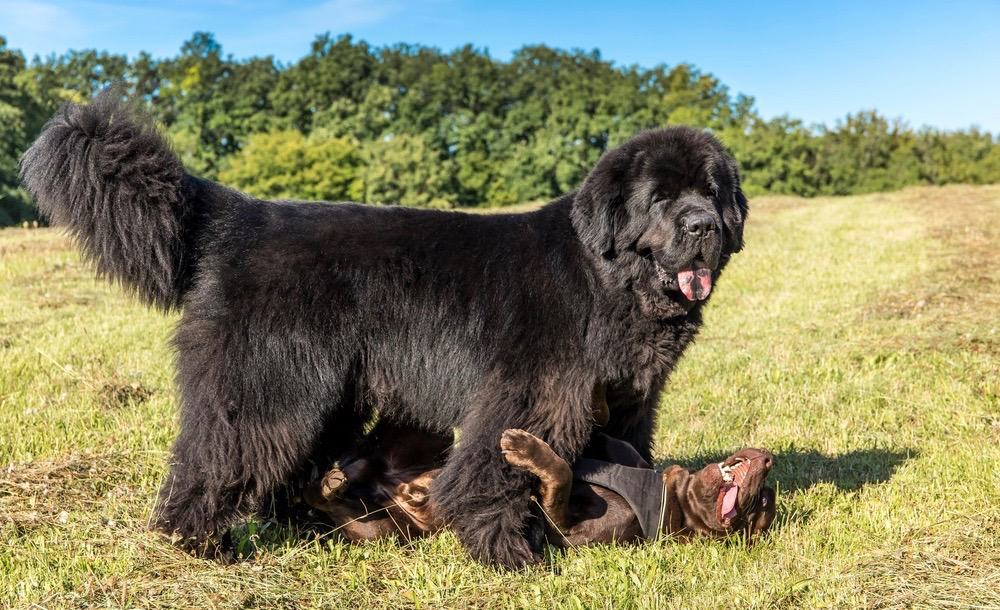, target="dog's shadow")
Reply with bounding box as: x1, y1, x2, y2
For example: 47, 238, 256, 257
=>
660, 446, 916, 493
660, 446, 916, 529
